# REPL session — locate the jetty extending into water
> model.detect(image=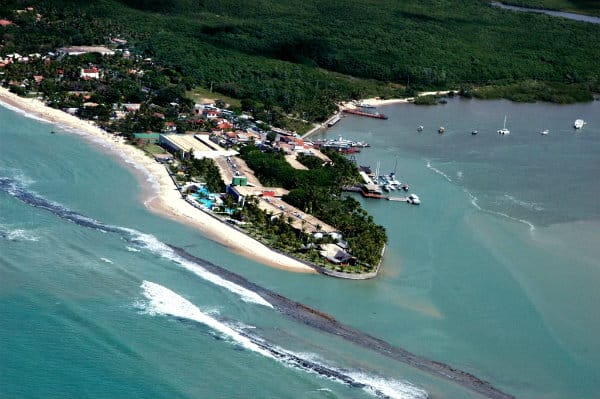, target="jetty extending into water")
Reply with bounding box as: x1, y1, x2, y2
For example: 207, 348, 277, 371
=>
342, 108, 388, 119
